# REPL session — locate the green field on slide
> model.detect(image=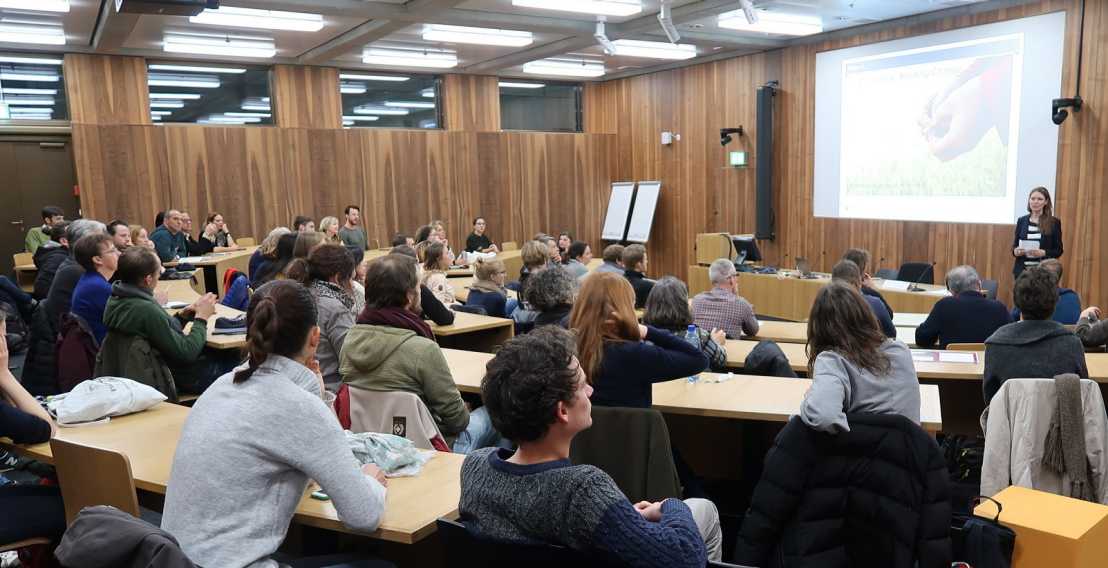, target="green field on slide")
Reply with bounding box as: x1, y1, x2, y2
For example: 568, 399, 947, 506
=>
844, 129, 1008, 197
